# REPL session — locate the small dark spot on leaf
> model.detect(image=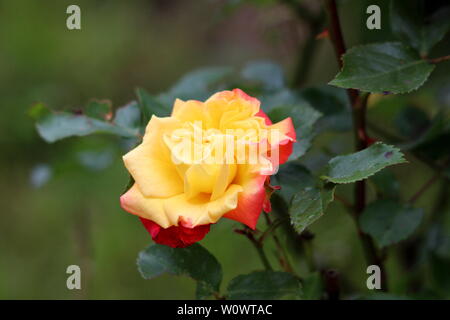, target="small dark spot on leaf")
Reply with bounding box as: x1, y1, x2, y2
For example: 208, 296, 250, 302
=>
384, 151, 393, 158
